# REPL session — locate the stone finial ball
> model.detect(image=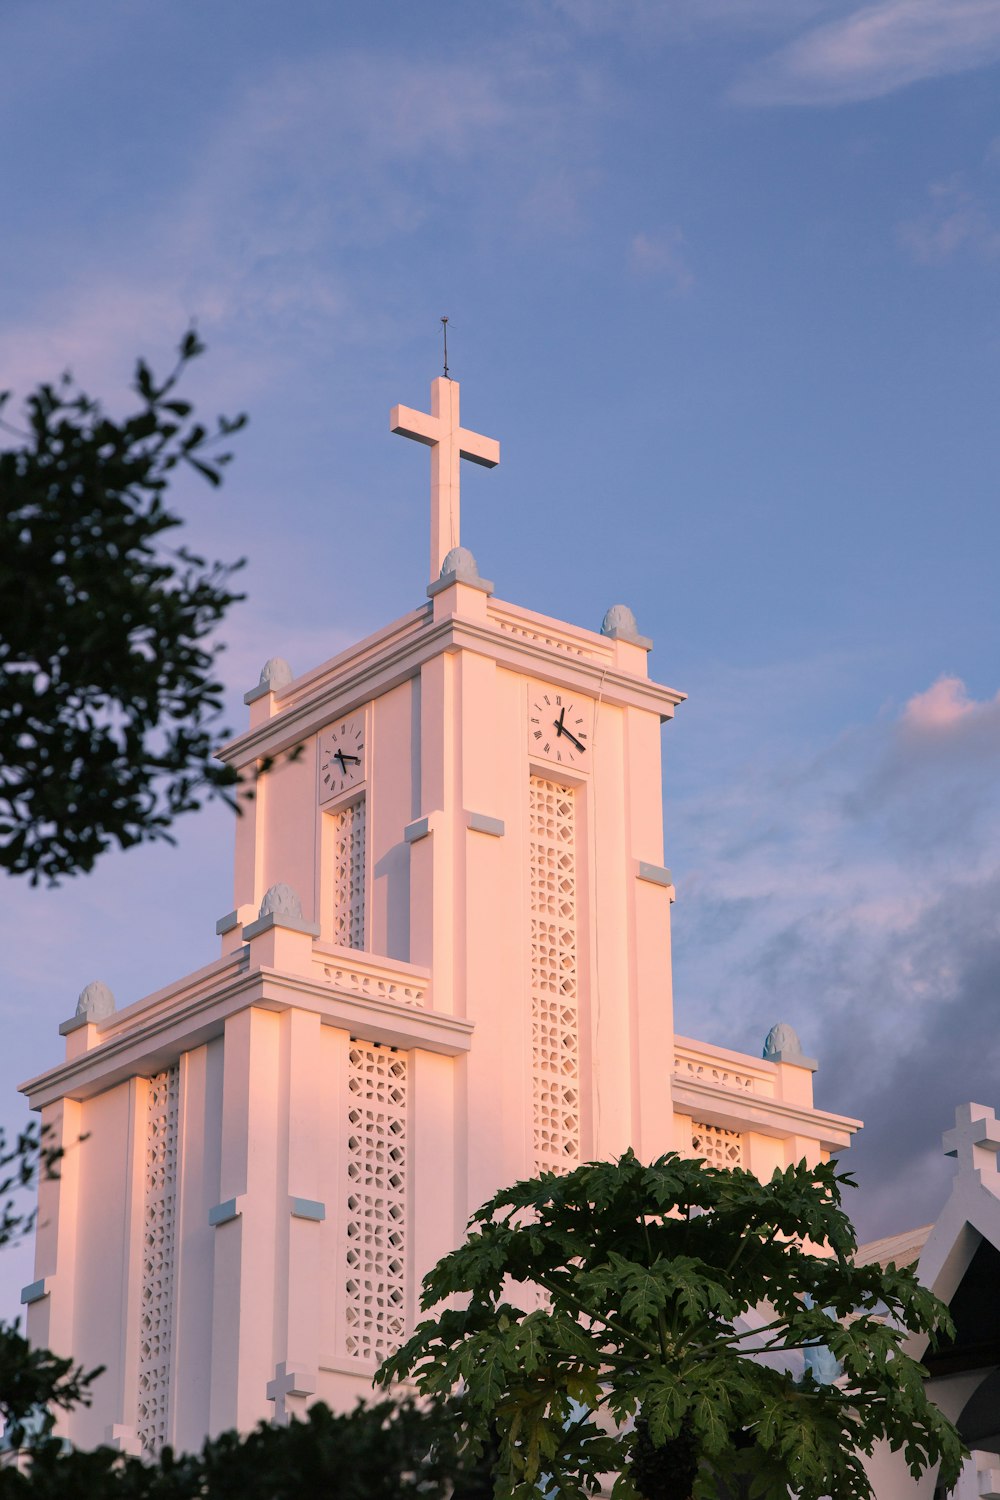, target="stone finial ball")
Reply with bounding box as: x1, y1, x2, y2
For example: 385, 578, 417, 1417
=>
763, 1021, 803, 1062
601, 603, 639, 638
258, 657, 294, 691
76, 980, 116, 1021
259, 883, 304, 922
440, 546, 480, 580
